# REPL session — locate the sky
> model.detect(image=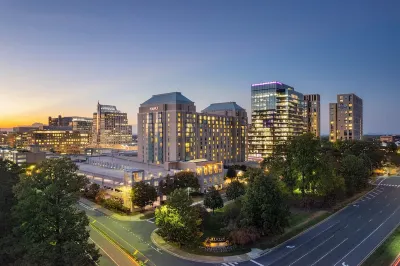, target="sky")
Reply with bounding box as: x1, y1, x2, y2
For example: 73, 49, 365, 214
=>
0, 0, 399, 134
